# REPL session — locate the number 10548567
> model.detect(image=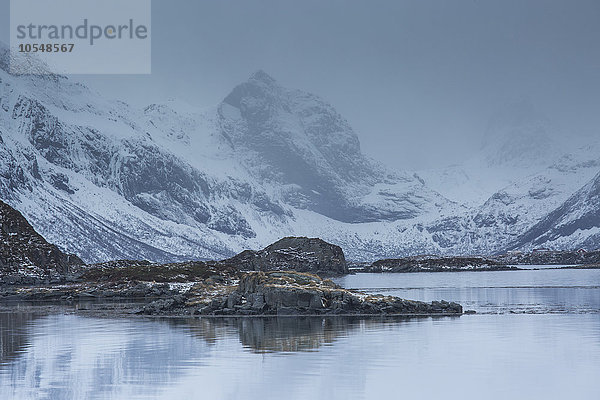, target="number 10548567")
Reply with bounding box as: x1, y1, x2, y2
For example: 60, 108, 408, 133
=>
18, 43, 74, 53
